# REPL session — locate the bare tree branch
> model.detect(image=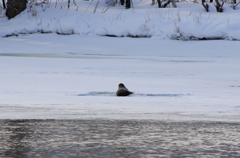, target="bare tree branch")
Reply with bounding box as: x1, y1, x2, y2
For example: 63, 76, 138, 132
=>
202, 0, 209, 12
232, 1, 240, 9
2, 0, 6, 9
171, 0, 177, 8
162, 0, 171, 8
68, 0, 70, 8
126, 0, 131, 9
156, 0, 176, 8
215, 0, 224, 12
